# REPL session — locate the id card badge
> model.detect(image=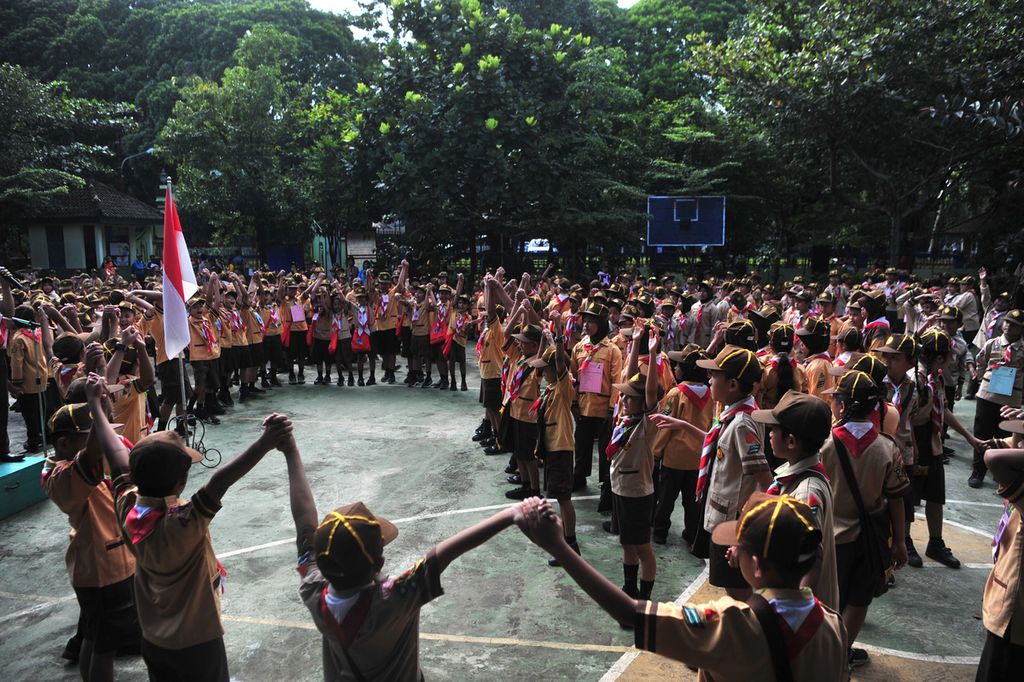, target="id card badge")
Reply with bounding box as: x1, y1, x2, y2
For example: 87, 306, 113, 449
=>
989, 365, 1017, 396
290, 304, 305, 323
579, 361, 605, 394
